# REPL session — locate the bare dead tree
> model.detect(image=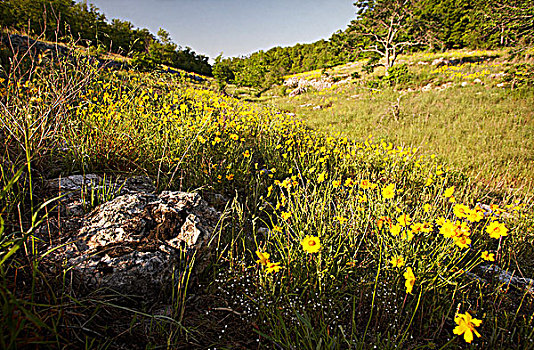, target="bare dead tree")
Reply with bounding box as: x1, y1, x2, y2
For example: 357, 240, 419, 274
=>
346, 0, 425, 74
